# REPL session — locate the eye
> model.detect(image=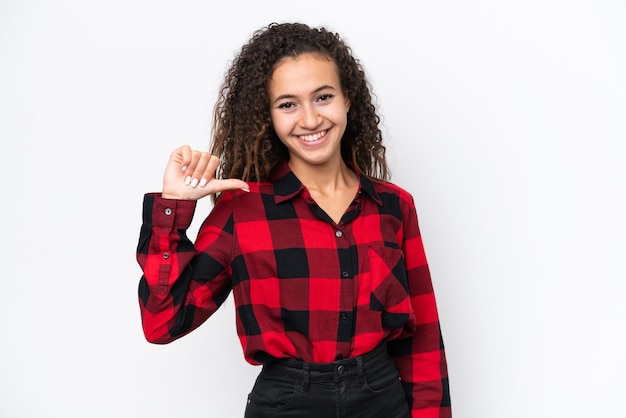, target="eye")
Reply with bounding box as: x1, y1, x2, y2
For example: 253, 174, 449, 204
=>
277, 101, 296, 110
317, 93, 334, 102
